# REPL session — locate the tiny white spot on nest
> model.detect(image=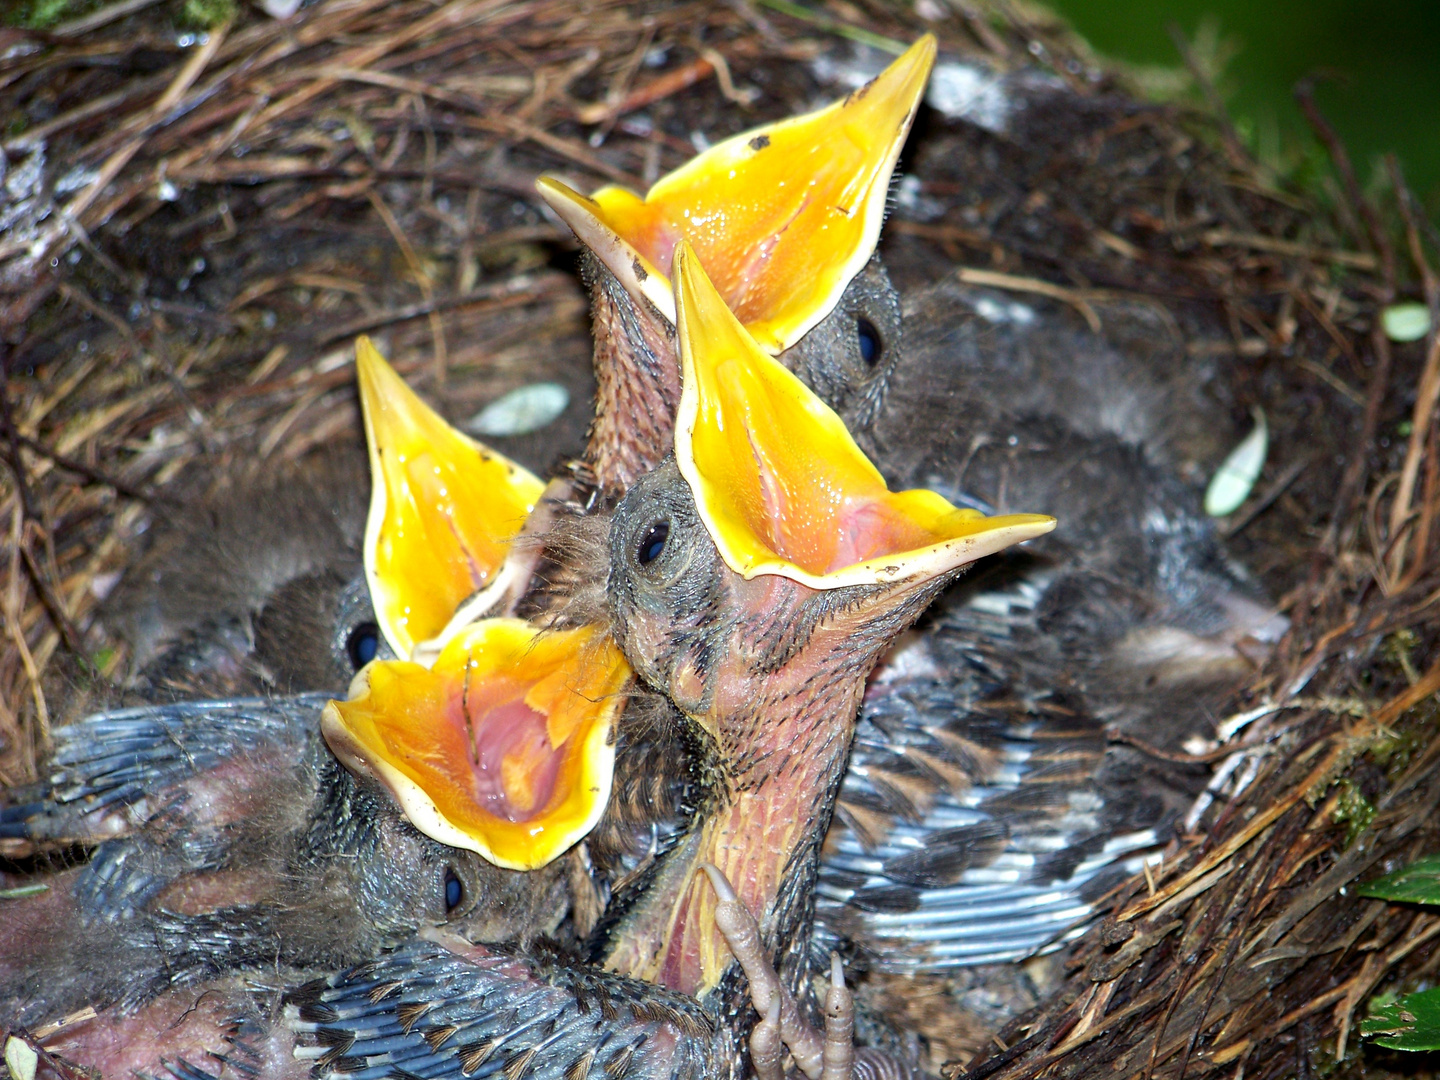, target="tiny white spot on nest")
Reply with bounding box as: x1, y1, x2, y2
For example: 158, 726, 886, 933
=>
90, 570, 122, 601
1205, 407, 1268, 517
157, 178, 179, 202
926, 62, 1011, 133
261, 0, 304, 16
1183, 735, 1217, 757
466, 383, 569, 438
972, 296, 1035, 325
